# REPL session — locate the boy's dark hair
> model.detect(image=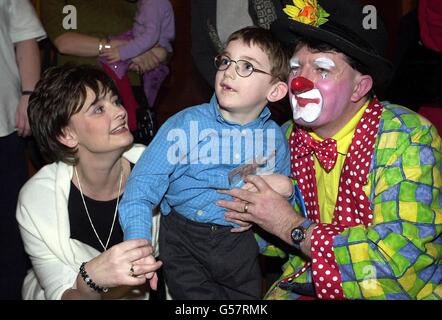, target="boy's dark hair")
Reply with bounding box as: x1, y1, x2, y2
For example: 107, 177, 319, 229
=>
294, 38, 374, 98
226, 26, 290, 82
28, 64, 120, 165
